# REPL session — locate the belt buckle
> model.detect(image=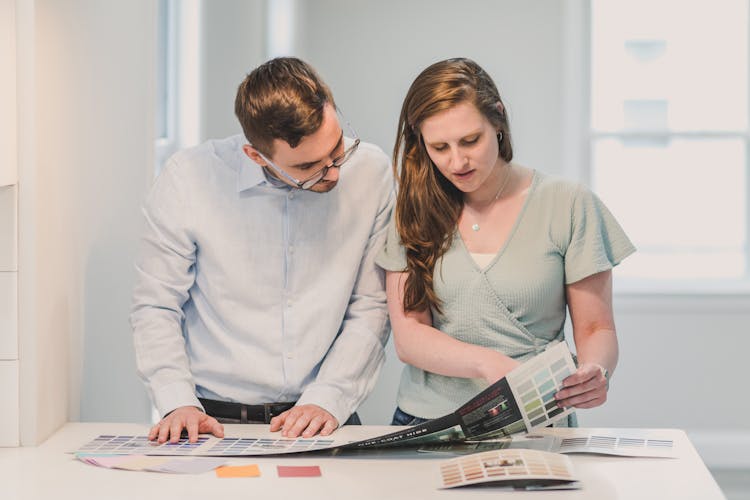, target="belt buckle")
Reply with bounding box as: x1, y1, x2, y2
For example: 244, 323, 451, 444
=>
264, 402, 292, 423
